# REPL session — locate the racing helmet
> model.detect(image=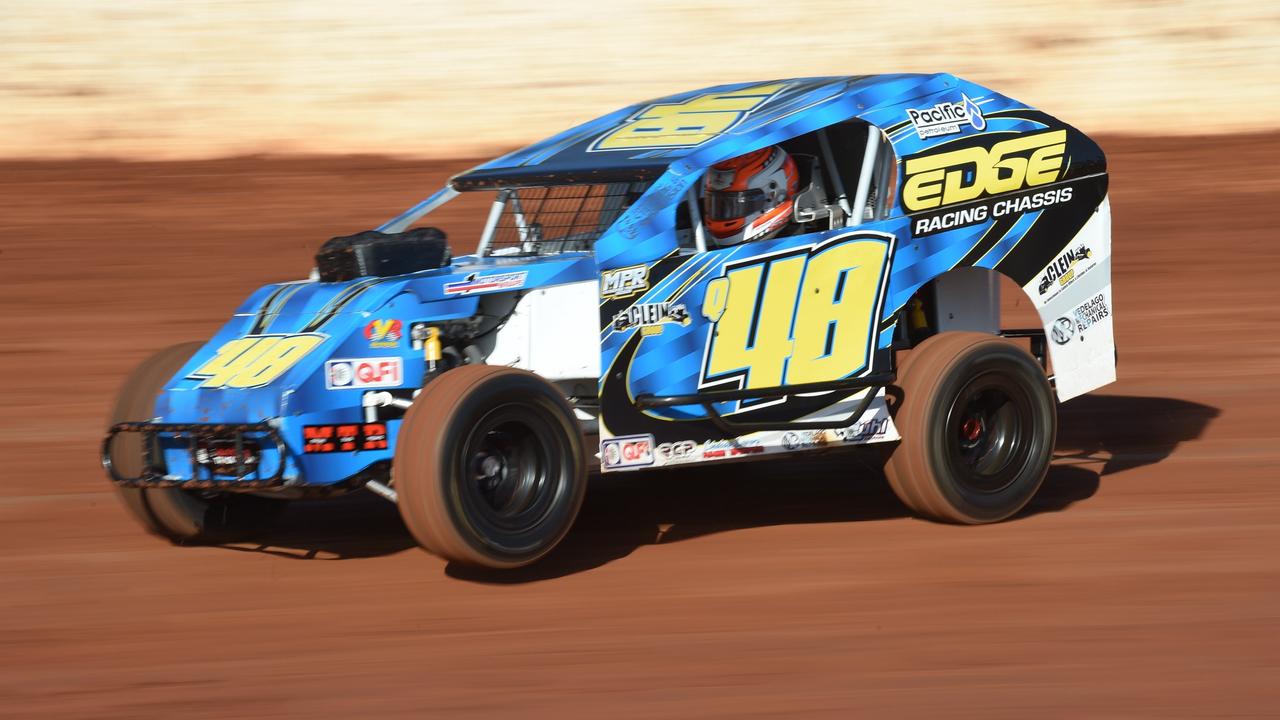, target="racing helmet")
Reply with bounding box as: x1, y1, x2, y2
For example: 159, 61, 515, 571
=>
702, 146, 799, 245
